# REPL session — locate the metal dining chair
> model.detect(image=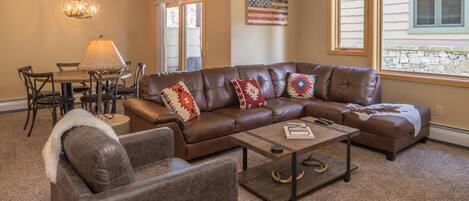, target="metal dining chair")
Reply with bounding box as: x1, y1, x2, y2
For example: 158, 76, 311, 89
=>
80, 69, 124, 115
22, 71, 75, 137
56, 62, 91, 96
18, 66, 61, 132
117, 62, 146, 99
